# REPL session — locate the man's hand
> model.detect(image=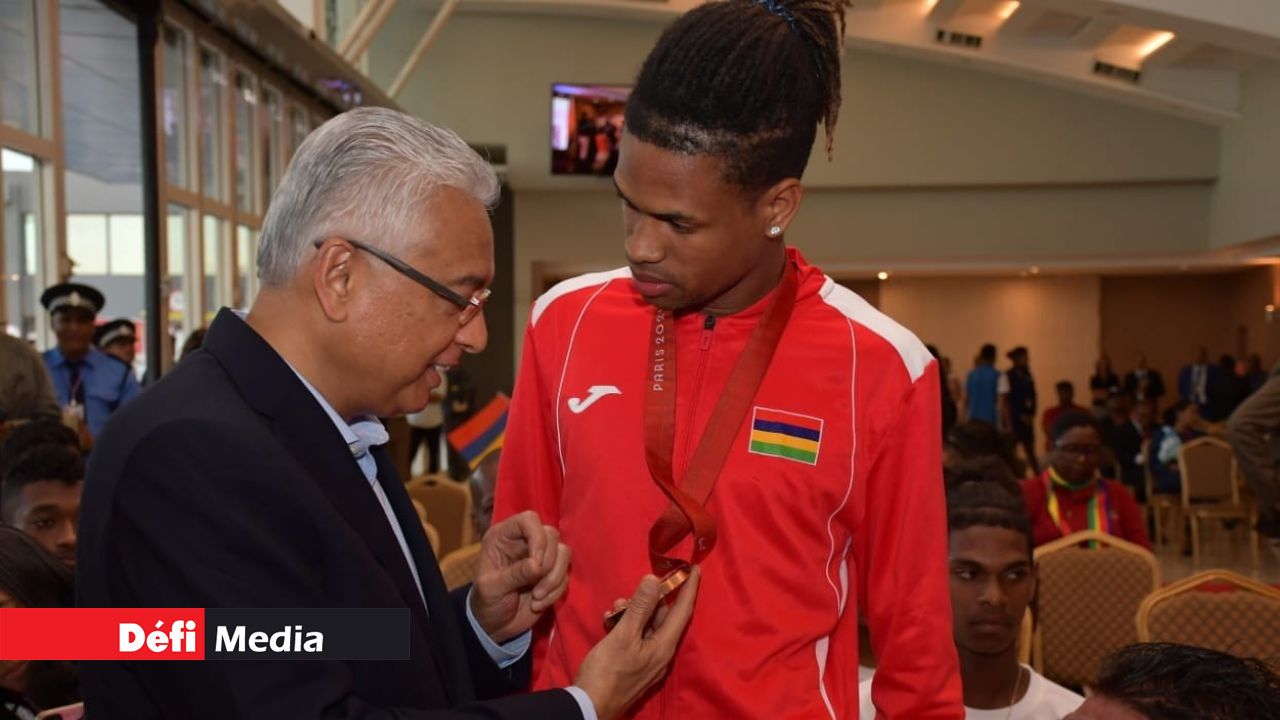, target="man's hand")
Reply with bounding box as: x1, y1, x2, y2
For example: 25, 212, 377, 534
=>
575, 567, 701, 720
468, 511, 570, 644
